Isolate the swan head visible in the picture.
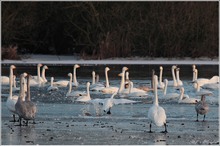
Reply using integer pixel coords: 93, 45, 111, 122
118, 73, 123, 77
92, 71, 95, 76
159, 66, 163, 70
105, 67, 110, 72
172, 65, 177, 70
43, 65, 48, 69
86, 82, 90, 86
10, 65, 16, 69
74, 64, 80, 69
38, 63, 43, 67
122, 67, 128, 72
51, 77, 54, 81
68, 73, 72, 77
23, 72, 28, 77
192, 64, 196, 70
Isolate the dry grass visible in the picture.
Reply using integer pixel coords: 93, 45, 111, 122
1, 45, 21, 60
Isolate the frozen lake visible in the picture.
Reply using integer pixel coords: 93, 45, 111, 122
1, 63, 219, 145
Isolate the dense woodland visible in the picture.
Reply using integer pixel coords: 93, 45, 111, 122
1, 1, 219, 59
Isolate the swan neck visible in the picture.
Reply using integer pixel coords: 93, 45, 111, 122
37, 65, 41, 83
172, 68, 177, 86
154, 80, 159, 106
179, 89, 184, 101
26, 76, 31, 101
9, 72, 13, 98
87, 84, 90, 98
19, 75, 25, 101
129, 82, 132, 94
68, 75, 72, 93
105, 70, 109, 87
92, 73, 95, 85
51, 78, 53, 87
159, 69, 162, 83
13, 76, 17, 88
119, 71, 125, 93
176, 71, 180, 82
73, 67, 78, 85
163, 81, 167, 95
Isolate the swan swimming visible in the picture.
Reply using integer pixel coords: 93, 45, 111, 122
101, 67, 119, 94
30, 63, 43, 86
177, 87, 199, 104
90, 71, 105, 91
47, 77, 58, 91
75, 82, 91, 102
148, 75, 167, 133
72, 64, 80, 87
66, 73, 86, 97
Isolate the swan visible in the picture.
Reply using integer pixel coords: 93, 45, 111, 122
148, 75, 167, 133
168, 65, 177, 87
178, 87, 199, 104
90, 71, 105, 91
176, 68, 183, 86
118, 67, 129, 94
88, 92, 140, 115
1, 65, 16, 85
72, 64, 80, 87
15, 74, 37, 126
30, 63, 43, 86
194, 82, 213, 96
47, 77, 58, 91
195, 95, 209, 121
127, 81, 148, 98
157, 66, 165, 89
75, 82, 91, 102
66, 73, 86, 97
125, 71, 130, 88
53, 74, 69, 87
6, 67, 19, 122
162, 79, 180, 100
101, 67, 119, 94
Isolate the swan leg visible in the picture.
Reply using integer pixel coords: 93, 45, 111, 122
149, 123, 153, 133
196, 113, 199, 122
9, 114, 16, 122
161, 123, 168, 133
26, 120, 29, 126
107, 109, 111, 115
15, 117, 22, 126
203, 115, 206, 122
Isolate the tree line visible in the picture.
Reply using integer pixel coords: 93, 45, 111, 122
2, 1, 218, 59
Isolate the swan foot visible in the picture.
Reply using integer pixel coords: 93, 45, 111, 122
107, 110, 111, 115
161, 130, 168, 133
148, 130, 154, 133
195, 120, 199, 122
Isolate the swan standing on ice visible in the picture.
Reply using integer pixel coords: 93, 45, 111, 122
195, 95, 209, 121
15, 73, 37, 126
72, 64, 80, 87
66, 73, 86, 97
168, 65, 177, 87
101, 67, 119, 94
47, 77, 58, 91
157, 66, 165, 89
6, 66, 19, 122
75, 82, 91, 102
1, 65, 16, 85
148, 75, 167, 133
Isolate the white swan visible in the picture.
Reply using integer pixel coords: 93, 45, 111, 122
127, 81, 148, 98
15, 74, 37, 126
176, 68, 183, 86
90, 71, 105, 91
66, 73, 86, 97
30, 63, 43, 86
72, 64, 80, 87
101, 67, 119, 94
1, 65, 16, 85
157, 66, 165, 89
195, 95, 209, 121
75, 82, 91, 102
53, 74, 69, 87
89, 92, 140, 115
124, 71, 130, 88
178, 87, 199, 104
118, 67, 129, 93
192, 64, 196, 81
168, 65, 177, 87
47, 77, 58, 91
162, 79, 180, 100
148, 75, 167, 133
6, 66, 19, 122
194, 82, 213, 96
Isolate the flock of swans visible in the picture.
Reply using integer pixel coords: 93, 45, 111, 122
1, 63, 219, 132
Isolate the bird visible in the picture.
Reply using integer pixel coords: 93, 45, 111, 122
148, 75, 167, 133
72, 64, 80, 87
177, 87, 199, 104
168, 65, 177, 87
157, 66, 165, 89
30, 63, 43, 86
15, 73, 37, 126
1, 65, 16, 85
75, 82, 91, 102
90, 71, 105, 91
47, 77, 58, 91
176, 68, 183, 86
195, 95, 209, 122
